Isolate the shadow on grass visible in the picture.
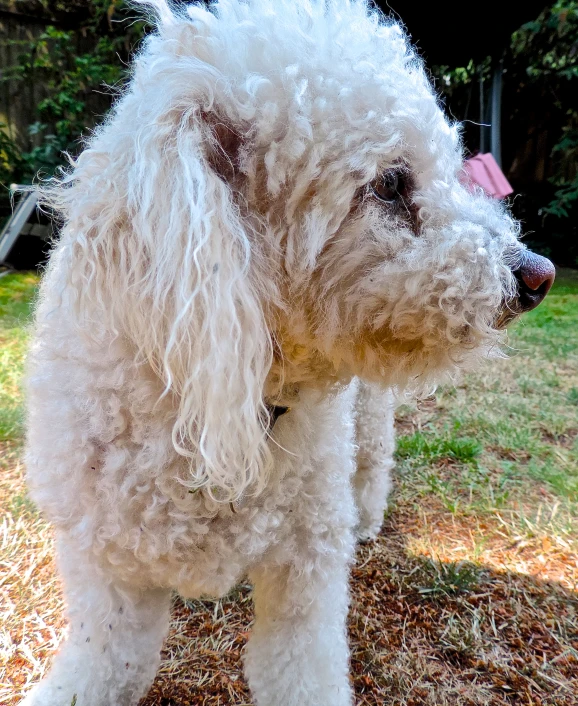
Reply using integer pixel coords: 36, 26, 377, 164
139, 507, 578, 706
348, 513, 578, 706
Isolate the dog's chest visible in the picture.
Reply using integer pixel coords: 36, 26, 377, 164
88, 434, 304, 596
84, 388, 355, 597
28, 321, 358, 598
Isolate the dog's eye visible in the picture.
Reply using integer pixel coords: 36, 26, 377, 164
370, 171, 402, 203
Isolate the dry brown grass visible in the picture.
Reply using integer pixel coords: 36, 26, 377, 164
2, 438, 577, 705
0, 442, 64, 704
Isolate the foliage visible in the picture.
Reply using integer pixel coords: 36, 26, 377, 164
0, 1, 146, 185
546, 124, 578, 218
0, 123, 25, 187
512, 1, 578, 219
431, 1, 578, 264
0, 1, 576, 265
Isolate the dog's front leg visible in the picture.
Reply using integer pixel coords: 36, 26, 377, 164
243, 385, 358, 706
245, 551, 353, 706
23, 533, 171, 706
354, 381, 396, 541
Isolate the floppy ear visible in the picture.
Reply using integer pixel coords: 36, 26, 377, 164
44, 9, 273, 502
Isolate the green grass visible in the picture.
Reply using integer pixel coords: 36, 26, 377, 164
417, 559, 482, 597
396, 432, 482, 463
0, 272, 39, 441
395, 267, 578, 546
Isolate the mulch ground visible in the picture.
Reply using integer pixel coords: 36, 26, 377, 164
141, 511, 578, 706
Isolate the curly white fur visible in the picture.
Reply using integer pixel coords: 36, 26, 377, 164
23, 1, 527, 704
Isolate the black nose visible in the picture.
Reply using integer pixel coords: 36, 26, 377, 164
513, 251, 555, 312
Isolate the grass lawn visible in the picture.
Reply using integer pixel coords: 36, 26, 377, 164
1, 270, 577, 705
0, 273, 39, 442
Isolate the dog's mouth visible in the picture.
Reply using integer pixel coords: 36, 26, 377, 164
494, 306, 521, 330
495, 251, 555, 330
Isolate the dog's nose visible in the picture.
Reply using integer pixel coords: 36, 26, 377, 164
513, 251, 555, 312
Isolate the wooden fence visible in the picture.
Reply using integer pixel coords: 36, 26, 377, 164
0, 9, 49, 150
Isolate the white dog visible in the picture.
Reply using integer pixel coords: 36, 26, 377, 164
23, 1, 554, 704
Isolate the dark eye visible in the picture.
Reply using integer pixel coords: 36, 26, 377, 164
370, 170, 402, 203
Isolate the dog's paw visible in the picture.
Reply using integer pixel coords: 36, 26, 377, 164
354, 523, 382, 543
20, 683, 73, 706
21, 679, 103, 706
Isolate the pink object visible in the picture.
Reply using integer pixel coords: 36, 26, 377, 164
460, 152, 513, 199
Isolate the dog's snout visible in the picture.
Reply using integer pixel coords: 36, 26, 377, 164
512, 251, 555, 312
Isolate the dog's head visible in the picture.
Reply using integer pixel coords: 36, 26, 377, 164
50, 0, 553, 499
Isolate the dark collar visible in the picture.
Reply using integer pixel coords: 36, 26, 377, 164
266, 404, 290, 430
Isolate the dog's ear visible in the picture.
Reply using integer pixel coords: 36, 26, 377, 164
45, 10, 273, 502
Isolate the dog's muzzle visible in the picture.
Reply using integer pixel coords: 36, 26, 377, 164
496, 251, 555, 328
